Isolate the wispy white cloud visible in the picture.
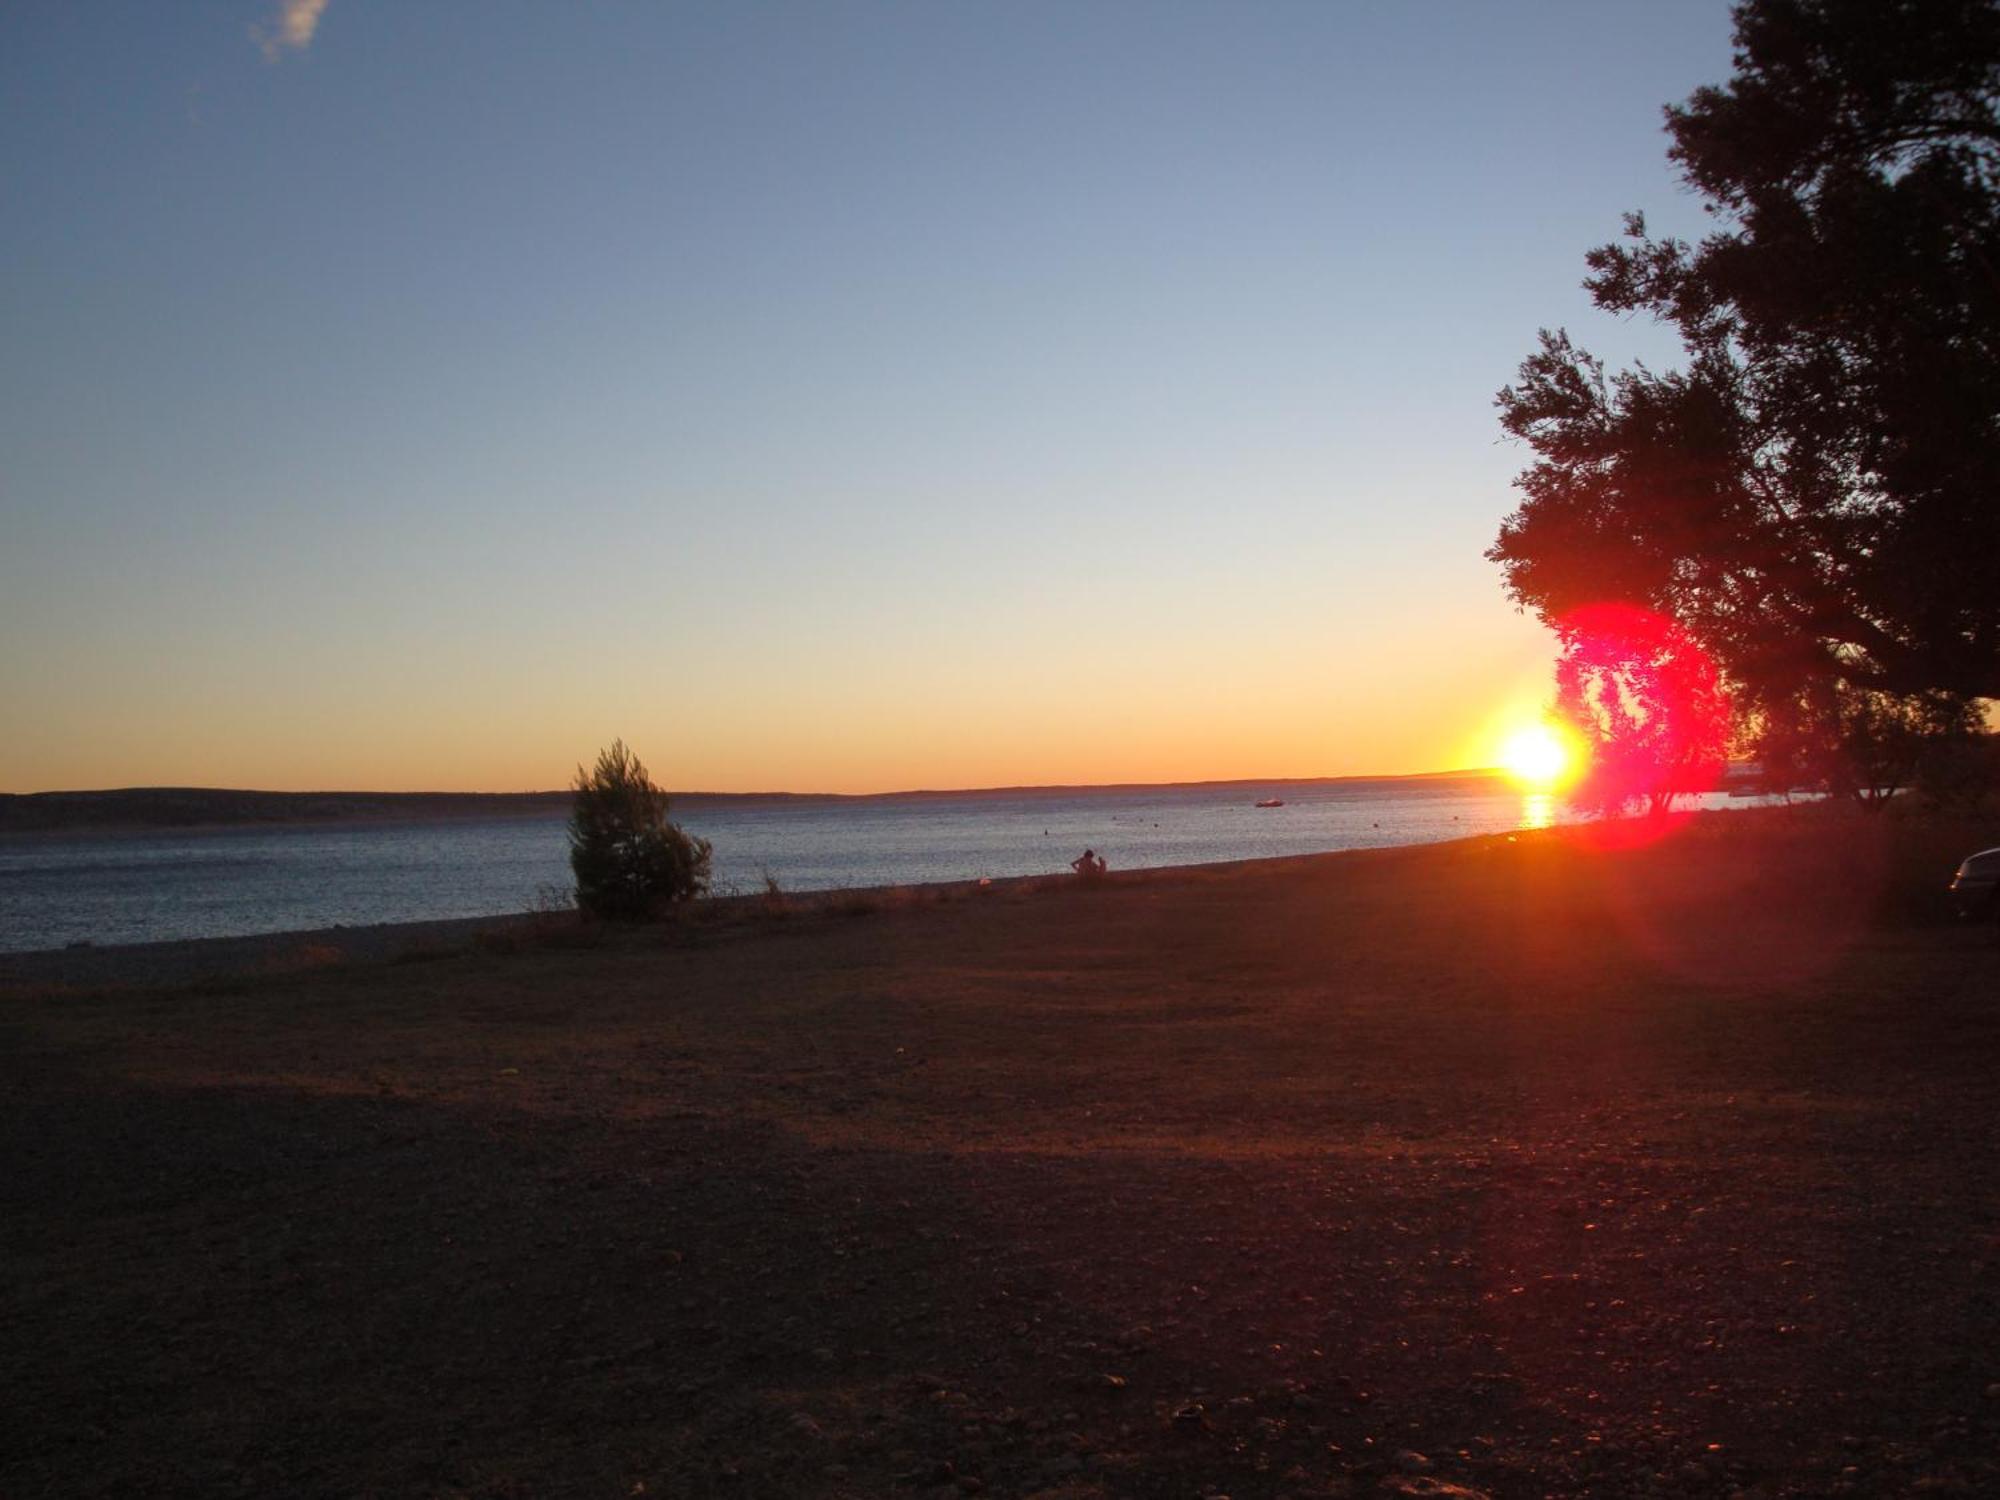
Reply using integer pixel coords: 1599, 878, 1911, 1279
252, 0, 332, 62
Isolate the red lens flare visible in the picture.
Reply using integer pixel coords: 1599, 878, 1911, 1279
1553, 603, 1730, 850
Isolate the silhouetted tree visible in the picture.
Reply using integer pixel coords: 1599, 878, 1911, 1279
1491, 0, 2000, 789
569, 740, 711, 920
1753, 678, 1982, 805
1554, 604, 1734, 816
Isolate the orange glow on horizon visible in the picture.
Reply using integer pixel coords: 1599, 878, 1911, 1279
1, 618, 1567, 795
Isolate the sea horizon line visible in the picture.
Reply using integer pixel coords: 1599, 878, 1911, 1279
3, 767, 1517, 806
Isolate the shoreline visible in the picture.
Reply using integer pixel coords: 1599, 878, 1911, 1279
0, 838, 1473, 990
0, 799, 1875, 987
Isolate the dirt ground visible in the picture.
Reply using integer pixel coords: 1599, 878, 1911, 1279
3, 806, 1997, 1499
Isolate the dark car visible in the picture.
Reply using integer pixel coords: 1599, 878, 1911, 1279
1949, 847, 2000, 919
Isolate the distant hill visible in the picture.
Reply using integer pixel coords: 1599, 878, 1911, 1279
0, 771, 1516, 835
0, 788, 573, 835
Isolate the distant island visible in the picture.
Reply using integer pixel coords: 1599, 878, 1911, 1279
0, 771, 1515, 836
0, 788, 576, 835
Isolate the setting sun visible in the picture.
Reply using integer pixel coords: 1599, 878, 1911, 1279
1498, 723, 1577, 789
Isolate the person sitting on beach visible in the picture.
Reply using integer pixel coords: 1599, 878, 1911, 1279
1071, 849, 1107, 879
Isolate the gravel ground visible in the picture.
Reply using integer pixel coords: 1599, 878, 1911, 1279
0, 914, 515, 992
2, 808, 1996, 1499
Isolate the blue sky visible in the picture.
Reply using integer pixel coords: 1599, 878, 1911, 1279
0, 1, 1739, 792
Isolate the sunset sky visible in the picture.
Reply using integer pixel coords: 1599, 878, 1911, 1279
1, 1, 1736, 794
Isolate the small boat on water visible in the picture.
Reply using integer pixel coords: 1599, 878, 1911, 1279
1254, 797, 1285, 808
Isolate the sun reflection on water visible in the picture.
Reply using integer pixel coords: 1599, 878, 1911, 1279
1518, 792, 1556, 830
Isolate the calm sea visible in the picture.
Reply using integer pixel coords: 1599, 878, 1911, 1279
0, 779, 1753, 954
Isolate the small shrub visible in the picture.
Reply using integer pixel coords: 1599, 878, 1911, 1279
568, 740, 712, 921
757, 871, 793, 920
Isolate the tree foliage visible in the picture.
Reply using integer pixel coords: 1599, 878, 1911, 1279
1754, 680, 1981, 804
569, 740, 711, 920
1491, 0, 2000, 788
1554, 604, 1734, 815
